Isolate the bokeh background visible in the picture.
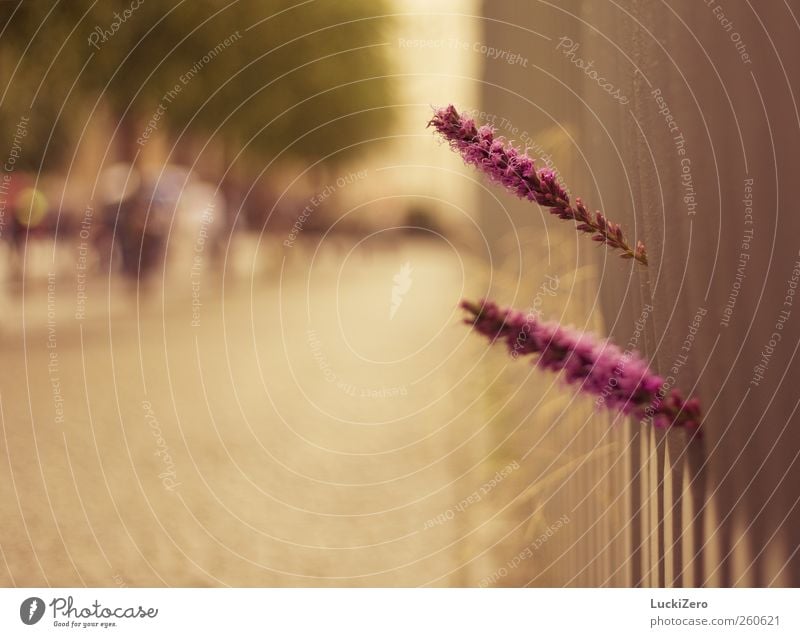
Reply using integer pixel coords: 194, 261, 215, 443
0, 0, 799, 587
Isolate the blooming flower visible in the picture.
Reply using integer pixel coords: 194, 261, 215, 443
429, 104, 648, 265
462, 299, 702, 432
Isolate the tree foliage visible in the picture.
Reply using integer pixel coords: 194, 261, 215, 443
0, 1, 394, 170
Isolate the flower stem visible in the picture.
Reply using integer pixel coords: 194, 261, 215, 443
430, 105, 648, 266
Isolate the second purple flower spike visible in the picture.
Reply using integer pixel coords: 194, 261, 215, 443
429, 104, 648, 266
462, 299, 702, 433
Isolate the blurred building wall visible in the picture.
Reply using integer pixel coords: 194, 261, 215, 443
337, 1, 483, 237
479, 0, 800, 586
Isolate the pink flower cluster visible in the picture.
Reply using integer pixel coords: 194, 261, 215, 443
429, 104, 648, 266
462, 300, 702, 432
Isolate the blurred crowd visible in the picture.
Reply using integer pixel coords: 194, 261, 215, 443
0, 162, 374, 286
0, 165, 223, 282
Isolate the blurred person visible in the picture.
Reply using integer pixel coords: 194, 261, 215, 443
173, 175, 227, 274
6, 176, 52, 278
97, 161, 173, 280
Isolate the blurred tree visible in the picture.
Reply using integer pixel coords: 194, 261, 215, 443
0, 1, 394, 175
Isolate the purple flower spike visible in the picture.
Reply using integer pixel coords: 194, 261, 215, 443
429, 105, 648, 266
462, 299, 702, 433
